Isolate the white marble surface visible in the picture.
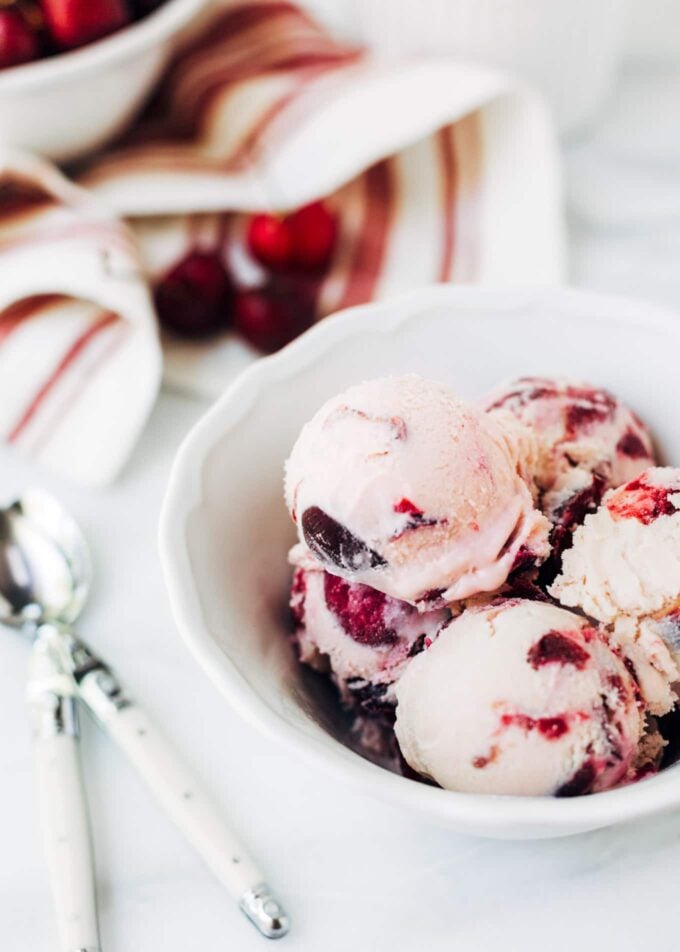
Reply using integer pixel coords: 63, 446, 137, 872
4, 63, 680, 952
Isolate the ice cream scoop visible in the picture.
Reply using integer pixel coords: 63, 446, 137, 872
483, 377, 656, 558
551, 467, 680, 708
553, 467, 680, 622
289, 548, 448, 712
285, 375, 550, 609
394, 599, 647, 796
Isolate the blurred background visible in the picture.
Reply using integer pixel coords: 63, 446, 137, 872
303, 0, 680, 310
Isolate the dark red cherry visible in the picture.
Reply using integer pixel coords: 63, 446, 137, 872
155, 251, 233, 339
323, 573, 396, 646
527, 631, 590, 670
301, 507, 387, 573
616, 430, 650, 459
0, 9, 39, 68
233, 278, 314, 353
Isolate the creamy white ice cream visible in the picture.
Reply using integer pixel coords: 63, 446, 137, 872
553, 468, 680, 622
483, 376, 656, 525
395, 599, 646, 796
285, 375, 549, 608
552, 467, 680, 705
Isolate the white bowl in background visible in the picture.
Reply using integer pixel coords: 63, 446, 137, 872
0, 0, 207, 162
353, 0, 632, 136
160, 285, 680, 840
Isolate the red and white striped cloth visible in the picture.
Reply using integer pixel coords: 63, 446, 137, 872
0, 0, 564, 484
0, 152, 161, 485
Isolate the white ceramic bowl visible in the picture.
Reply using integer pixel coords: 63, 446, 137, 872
0, 0, 206, 162
353, 0, 632, 136
160, 285, 680, 840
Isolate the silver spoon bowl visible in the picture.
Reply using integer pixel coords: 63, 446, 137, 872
0, 489, 90, 631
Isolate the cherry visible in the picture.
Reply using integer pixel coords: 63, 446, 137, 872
537, 717, 569, 740
616, 429, 650, 459
300, 507, 387, 573
527, 631, 590, 670
246, 214, 293, 271
233, 277, 314, 353
0, 8, 39, 68
564, 397, 614, 435
39, 0, 130, 50
286, 201, 338, 271
246, 201, 338, 273
323, 572, 396, 647
154, 251, 233, 339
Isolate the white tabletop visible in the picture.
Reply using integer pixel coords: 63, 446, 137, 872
3, 63, 680, 952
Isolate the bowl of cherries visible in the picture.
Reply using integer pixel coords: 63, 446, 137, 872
0, 0, 206, 161
155, 199, 340, 355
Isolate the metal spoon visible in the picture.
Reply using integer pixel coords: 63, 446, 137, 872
0, 490, 290, 943
0, 489, 100, 952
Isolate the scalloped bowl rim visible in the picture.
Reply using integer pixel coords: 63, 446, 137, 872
159, 284, 680, 837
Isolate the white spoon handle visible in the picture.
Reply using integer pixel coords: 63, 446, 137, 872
29, 685, 101, 952
77, 664, 289, 939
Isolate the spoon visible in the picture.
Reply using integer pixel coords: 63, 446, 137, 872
0, 489, 290, 943
0, 491, 101, 952
27, 626, 101, 952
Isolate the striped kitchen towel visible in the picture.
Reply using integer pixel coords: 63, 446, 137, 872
0, 0, 564, 482
0, 152, 161, 485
